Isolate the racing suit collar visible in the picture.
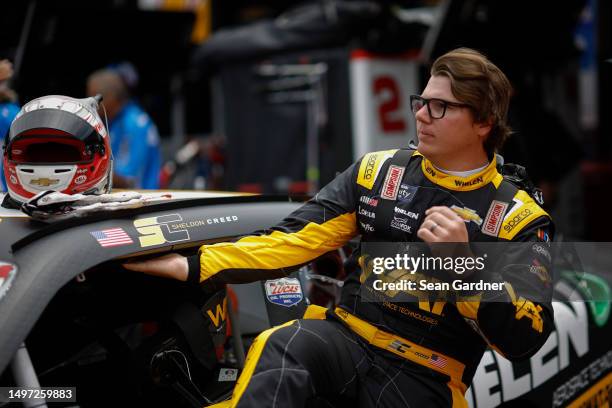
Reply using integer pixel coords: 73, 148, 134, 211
415, 151, 503, 191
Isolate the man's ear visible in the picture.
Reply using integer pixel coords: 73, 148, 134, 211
475, 121, 493, 141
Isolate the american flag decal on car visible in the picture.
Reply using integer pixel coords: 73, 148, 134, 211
90, 228, 133, 248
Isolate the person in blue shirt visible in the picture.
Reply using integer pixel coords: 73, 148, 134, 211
0, 59, 19, 192
86, 68, 161, 189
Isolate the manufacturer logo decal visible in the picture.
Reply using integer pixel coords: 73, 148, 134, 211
451, 205, 483, 226
482, 200, 508, 237
30, 178, 60, 187
265, 277, 303, 307
74, 175, 87, 185
381, 165, 405, 200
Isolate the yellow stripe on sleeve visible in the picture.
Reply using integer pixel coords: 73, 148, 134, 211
199, 212, 357, 282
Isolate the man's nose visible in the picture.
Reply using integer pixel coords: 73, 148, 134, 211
414, 104, 431, 123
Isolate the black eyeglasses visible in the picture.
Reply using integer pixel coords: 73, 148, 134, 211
410, 95, 471, 119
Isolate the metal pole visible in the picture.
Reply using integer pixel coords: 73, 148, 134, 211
11, 343, 48, 408
12, 0, 37, 81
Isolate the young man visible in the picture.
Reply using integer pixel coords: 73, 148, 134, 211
125, 48, 553, 407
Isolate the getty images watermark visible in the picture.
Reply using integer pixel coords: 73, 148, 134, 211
368, 252, 508, 292
359, 242, 566, 303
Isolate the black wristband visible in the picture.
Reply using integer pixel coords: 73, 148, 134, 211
187, 253, 201, 286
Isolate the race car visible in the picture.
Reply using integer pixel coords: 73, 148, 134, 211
0, 192, 610, 407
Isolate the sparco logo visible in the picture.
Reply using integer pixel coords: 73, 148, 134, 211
364, 155, 377, 180
359, 195, 379, 207
454, 176, 483, 187
394, 207, 419, 220
482, 200, 508, 237
381, 165, 404, 200
503, 209, 532, 232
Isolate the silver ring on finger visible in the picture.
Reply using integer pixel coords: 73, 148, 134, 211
429, 221, 438, 233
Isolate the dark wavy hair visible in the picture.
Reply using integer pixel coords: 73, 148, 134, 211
431, 48, 513, 157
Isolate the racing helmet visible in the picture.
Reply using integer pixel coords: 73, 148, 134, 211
2, 94, 112, 203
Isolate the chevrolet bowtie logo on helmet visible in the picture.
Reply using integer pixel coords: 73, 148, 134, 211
30, 178, 60, 187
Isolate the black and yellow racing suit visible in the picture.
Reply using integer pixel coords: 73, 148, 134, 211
189, 149, 554, 408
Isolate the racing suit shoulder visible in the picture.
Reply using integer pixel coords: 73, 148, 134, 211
356, 149, 399, 190
498, 188, 550, 241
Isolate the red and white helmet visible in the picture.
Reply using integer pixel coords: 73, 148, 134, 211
2, 94, 112, 204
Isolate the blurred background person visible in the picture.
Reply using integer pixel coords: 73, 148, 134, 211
86, 68, 161, 189
0, 59, 19, 192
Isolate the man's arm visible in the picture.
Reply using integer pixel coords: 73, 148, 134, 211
417, 198, 554, 360
125, 160, 361, 284
457, 216, 555, 360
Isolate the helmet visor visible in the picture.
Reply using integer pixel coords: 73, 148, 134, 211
8, 130, 103, 165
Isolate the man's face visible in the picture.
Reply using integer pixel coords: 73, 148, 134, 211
414, 75, 487, 164
86, 80, 119, 120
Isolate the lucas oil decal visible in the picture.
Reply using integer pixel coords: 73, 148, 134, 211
265, 277, 303, 307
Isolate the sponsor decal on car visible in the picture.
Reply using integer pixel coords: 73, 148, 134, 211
265, 277, 303, 307
74, 175, 87, 185
134, 214, 190, 247
469, 298, 590, 407
0, 261, 17, 303
218, 368, 239, 382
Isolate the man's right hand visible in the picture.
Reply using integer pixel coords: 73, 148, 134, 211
123, 253, 189, 282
